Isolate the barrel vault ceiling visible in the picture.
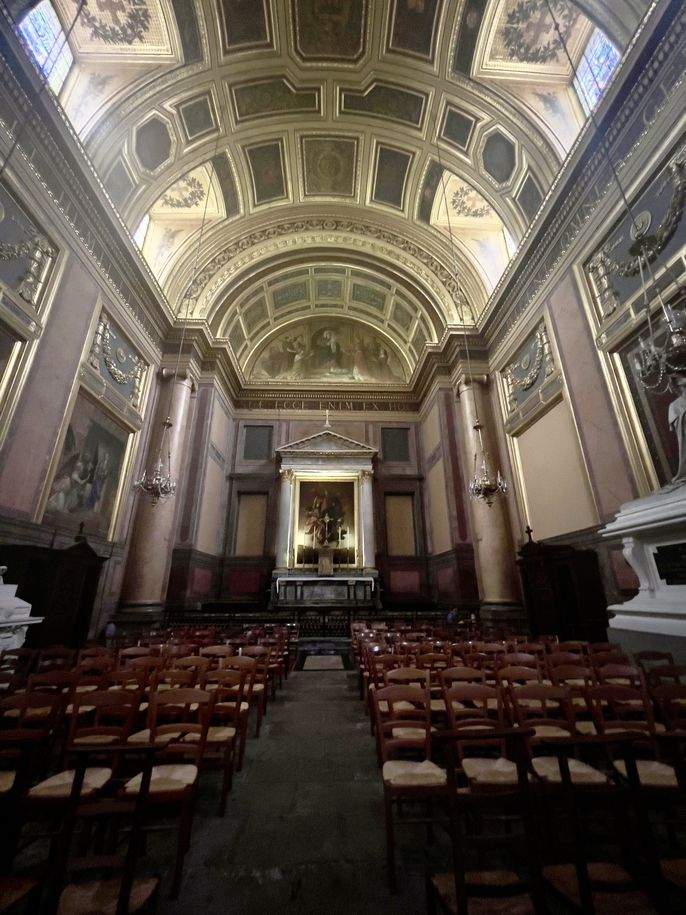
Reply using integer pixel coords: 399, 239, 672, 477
21, 0, 649, 387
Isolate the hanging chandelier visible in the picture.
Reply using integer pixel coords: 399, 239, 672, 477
134, 416, 176, 504
133, 108, 223, 504
469, 420, 508, 506
630, 237, 686, 393
434, 125, 508, 504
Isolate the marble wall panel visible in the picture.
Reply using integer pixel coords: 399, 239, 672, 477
0, 259, 100, 516
548, 272, 638, 518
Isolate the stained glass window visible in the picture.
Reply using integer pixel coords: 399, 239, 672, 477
18, 0, 73, 95
574, 29, 620, 116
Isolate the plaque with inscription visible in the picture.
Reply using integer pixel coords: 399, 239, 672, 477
655, 543, 686, 586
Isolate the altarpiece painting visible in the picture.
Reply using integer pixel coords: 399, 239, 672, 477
296, 479, 356, 567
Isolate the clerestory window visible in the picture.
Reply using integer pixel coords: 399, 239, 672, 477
574, 28, 620, 116
18, 0, 73, 95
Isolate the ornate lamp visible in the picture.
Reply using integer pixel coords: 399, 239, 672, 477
134, 416, 176, 504
468, 420, 508, 506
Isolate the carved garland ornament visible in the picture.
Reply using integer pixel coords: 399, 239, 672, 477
587, 152, 686, 316
88, 315, 145, 409
503, 323, 555, 412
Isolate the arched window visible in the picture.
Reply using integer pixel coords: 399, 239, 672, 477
18, 0, 73, 95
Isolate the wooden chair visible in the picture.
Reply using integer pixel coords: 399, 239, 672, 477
44, 743, 159, 915
124, 687, 212, 898
538, 733, 661, 914
200, 667, 247, 814
240, 646, 271, 731
426, 726, 544, 915
371, 684, 446, 891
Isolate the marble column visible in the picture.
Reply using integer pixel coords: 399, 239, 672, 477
359, 469, 376, 571
457, 377, 521, 618
120, 369, 194, 608
274, 469, 294, 571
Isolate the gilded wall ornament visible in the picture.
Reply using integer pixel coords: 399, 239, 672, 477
503, 322, 555, 414
88, 315, 145, 410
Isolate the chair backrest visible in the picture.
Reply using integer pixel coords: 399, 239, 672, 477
385, 667, 430, 688
499, 652, 538, 668
217, 655, 257, 692
547, 651, 584, 669
635, 649, 675, 669
371, 684, 432, 763
496, 665, 542, 687
438, 666, 486, 688
585, 684, 655, 733
27, 670, 75, 693
549, 664, 596, 691
147, 687, 213, 762
596, 663, 645, 688
46, 743, 158, 915
443, 683, 506, 728
646, 664, 686, 687
508, 683, 574, 730
65, 688, 141, 750
649, 684, 686, 730
0, 689, 64, 733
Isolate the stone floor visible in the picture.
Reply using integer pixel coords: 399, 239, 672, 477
156, 659, 447, 914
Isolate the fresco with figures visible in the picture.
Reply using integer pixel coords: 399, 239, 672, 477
43, 391, 129, 537
249, 320, 407, 384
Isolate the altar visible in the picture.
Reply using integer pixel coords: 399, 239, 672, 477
269, 424, 379, 609
272, 574, 376, 608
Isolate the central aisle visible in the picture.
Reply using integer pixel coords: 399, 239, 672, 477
163, 665, 436, 913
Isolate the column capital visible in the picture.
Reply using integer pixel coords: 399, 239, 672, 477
280, 468, 295, 483
359, 469, 374, 481
455, 373, 488, 398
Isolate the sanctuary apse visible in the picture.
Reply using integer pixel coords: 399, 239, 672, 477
0, 0, 685, 654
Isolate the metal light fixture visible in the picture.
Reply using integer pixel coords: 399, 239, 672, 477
468, 420, 508, 506
543, 0, 686, 394
134, 118, 223, 504
134, 416, 176, 504
434, 121, 508, 506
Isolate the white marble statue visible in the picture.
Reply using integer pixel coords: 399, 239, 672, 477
668, 378, 686, 483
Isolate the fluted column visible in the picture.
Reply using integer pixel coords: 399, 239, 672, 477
120, 370, 194, 606
359, 469, 376, 571
457, 377, 520, 608
274, 469, 295, 571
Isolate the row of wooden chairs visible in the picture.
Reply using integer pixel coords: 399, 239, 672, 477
0, 630, 295, 908
369, 680, 686, 909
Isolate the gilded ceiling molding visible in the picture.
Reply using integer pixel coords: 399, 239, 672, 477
484, 3, 686, 353
180, 218, 475, 325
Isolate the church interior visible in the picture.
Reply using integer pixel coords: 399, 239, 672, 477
2, 0, 686, 912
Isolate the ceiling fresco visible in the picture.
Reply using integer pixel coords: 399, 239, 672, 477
12, 0, 649, 387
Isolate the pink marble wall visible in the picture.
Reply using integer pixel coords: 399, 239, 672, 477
547, 272, 638, 520
0, 258, 100, 517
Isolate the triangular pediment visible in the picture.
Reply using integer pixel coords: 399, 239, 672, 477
278, 429, 377, 457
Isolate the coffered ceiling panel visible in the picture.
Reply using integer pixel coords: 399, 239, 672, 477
19, 0, 642, 386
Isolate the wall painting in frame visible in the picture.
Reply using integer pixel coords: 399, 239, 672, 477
295, 479, 356, 567
42, 389, 131, 538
